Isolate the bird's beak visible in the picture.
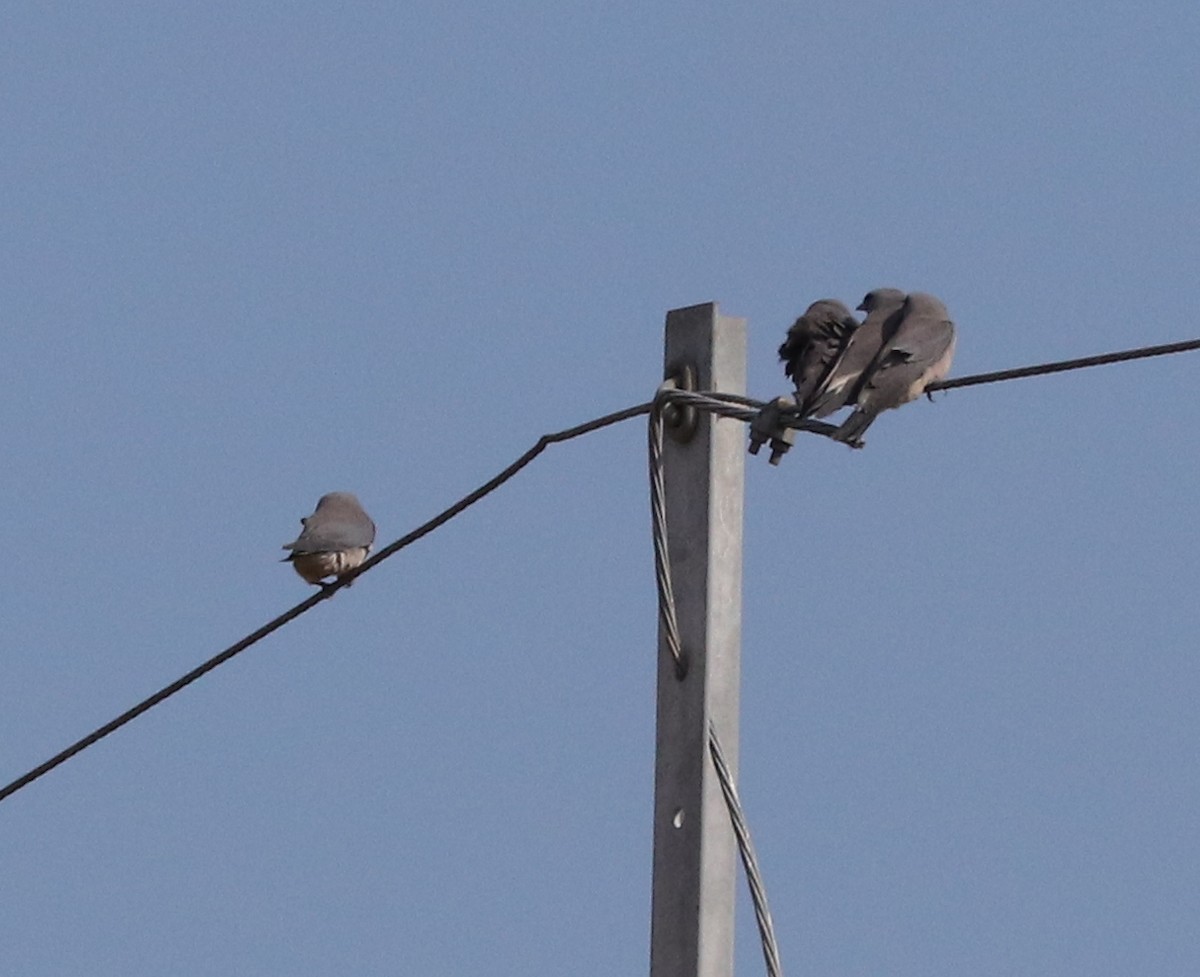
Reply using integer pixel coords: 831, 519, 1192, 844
855, 301, 868, 312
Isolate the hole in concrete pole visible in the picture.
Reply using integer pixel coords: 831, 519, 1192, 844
672, 808, 685, 829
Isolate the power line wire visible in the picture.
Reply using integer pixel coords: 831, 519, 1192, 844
3, 333, 1198, 806
0, 401, 652, 805
928, 337, 1200, 392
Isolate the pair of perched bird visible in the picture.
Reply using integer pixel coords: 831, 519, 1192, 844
778, 289, 956, 446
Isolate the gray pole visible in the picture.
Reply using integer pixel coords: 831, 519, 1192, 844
650, 303, 747, 977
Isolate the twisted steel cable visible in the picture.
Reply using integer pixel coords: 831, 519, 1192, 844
710, 720, 784, 977
648, 383, 687, 677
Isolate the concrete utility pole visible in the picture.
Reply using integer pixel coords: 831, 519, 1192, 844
650, 303, 747, 977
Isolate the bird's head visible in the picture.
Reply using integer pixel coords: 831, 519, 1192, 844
856, 287, 906, 313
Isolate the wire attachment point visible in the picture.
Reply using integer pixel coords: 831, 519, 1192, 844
748, 397, 798, 465
662, 362, 698, 443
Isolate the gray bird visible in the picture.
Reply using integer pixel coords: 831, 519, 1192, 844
777, 299, 860, 416
833, 291, 956, 447
802, 287, 908, 418
282, 492, 376, 585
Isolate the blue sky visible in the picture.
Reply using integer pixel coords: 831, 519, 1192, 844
2, 2, 1198, 974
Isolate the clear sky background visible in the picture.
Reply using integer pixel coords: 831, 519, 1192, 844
2, 2, 1198, 975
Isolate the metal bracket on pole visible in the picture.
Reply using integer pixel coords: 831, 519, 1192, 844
663, 362, 699, 444
650, 303, 746, 977
747, 397, 797, 465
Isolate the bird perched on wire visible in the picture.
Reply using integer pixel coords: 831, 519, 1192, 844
796, 288, 908, 419
778, 299, 860, 417
282, 492, 376, 585
833, 291, 956, 447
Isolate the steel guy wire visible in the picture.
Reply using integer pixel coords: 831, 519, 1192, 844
710, 719, 784, 977
649, 382, 687, 678
648, 386, 837, 677
648, 386, 785, 976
